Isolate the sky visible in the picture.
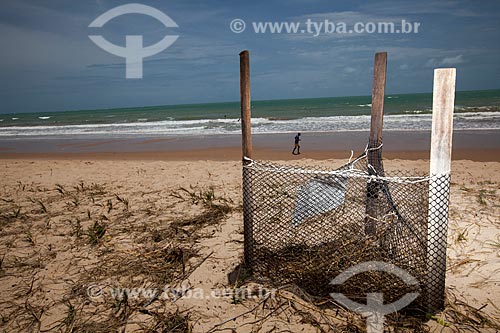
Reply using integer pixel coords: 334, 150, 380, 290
0, 0, 499, 114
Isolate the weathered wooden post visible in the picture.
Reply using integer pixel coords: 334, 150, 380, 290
365, 52, 387, 236
240, 50, 252, 161
240, 50, 254, 267
426, 68, 456, 312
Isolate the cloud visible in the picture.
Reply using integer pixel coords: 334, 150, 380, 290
440, 54, 464, 65
0, 22, 103, 69
359, 0, 486, 17
453, 9, 484, 17
425, 54, 464, 67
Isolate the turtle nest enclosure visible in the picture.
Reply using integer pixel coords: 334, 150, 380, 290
242, 154, 450, 311
238, 51, 454, 314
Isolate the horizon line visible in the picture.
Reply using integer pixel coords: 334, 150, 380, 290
1, 87, 500, 116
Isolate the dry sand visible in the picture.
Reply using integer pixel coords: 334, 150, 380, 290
0, 157, 499, 332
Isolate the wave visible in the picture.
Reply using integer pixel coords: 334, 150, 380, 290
403, 110, 430, 114
455, 105, 500, 112
266, 116, 300, 121
0, 112, 499, 138
38, 116, 51, 120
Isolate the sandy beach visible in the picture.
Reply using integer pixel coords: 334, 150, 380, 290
0, 151, 499, 332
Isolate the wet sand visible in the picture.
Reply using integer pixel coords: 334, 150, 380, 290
1, 130, 500, 161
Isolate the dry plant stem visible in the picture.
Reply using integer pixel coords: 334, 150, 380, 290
206, 291, 275, 333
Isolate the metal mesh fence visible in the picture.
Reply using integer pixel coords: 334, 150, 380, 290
242, 154, 450, 313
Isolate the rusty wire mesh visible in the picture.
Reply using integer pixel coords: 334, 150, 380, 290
242, 153, 450, 313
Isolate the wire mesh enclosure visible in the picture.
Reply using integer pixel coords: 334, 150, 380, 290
242, 154, 450, 312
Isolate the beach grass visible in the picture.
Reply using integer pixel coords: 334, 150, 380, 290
0, 159, 499, 332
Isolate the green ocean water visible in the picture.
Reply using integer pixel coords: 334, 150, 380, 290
0, 89, 499, 137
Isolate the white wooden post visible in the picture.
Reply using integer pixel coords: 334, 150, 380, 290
426, 68, 456, 312
430, 68, 456, 176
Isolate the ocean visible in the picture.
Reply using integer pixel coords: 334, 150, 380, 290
1, 90, 499, 139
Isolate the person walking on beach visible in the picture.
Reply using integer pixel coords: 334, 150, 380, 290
292, 133, 301, 155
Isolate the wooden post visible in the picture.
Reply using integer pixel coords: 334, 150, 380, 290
429, 68, 455, 176
365, 52, 387, 236
426, 68, 456, 312
240, 50, 254, 267
369, 52, 387, 153
240, 50, 252, 161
